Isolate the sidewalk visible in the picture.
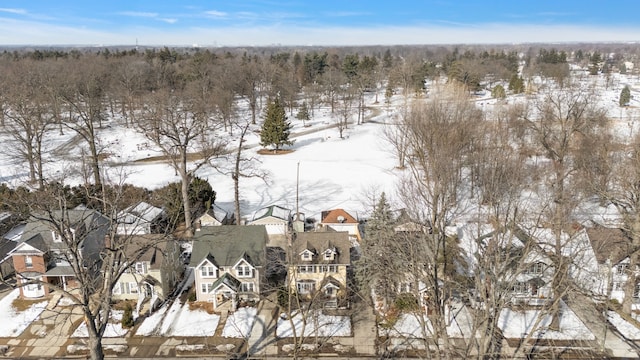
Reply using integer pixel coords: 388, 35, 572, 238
246, 293, 279, 357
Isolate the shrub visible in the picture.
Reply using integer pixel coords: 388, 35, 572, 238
188, 290, 197, 302
121, 303, 134, 328
394, 293, 419, 312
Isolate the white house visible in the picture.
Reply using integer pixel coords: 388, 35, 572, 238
248, 205, 291, 235
196, 203, 233, 227
320, 209, 361, 242
116, 202, 165, 235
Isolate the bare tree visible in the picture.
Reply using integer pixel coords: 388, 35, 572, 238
8, 181, 171, 360
2, 60, 54, 188
139, 88, 225, 237
395, 83, 483, 359
523, 84, 607, 329
335, 87, 356, 139
216, 118, 268, 225
59, 57, 110, 187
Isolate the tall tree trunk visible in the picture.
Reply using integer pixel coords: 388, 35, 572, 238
180, 153, 193, 237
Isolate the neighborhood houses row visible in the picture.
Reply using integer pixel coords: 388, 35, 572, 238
0, 201, 637, 325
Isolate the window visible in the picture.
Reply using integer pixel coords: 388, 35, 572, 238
325, 286, 337, 296
52, 231, 62, 243
613, 282, 624, 291
129, 282, 138, 294
25, 255, 33, 268
201, 283, 214, 293
328, 265, 337, 273
301, 251, 312, 261
236, 265, 252, 278
323, 250, 335, 261
297, 281, 315, 294
240, 282, 255, 292
298, 265, 314, 273
200, 266, 217, 277
617, 264, 629, 275
526, 263, 544, 274
513, 281, 528, 294
135, 262, 147, 274
113, 283, 121, 295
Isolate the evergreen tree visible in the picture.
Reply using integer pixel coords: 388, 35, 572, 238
356, 193, 401, 310
296, 102, 311, 127
508, 75, 524, 94
491, 84, 506, 99
260, 98, 294, 152
620, 85, 631, 107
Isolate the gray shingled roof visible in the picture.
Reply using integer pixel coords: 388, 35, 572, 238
292, 231, 351, 265
189, 225, 267, 268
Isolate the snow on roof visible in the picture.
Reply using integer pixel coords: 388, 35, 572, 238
122, 202, 164, 222
252, 205, 290, 221
3, 223, 25, 242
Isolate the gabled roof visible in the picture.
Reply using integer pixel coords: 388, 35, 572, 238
292, 232, 351, 265
585, 225, 630, 265
210, 273, 241, 292
251, 205, 291, 222
321, 209, 358, 224
119, 202, 164, 223
19, 209, 110, 253
189, 225, 267, 268
321, 275, 343, 289
124, 234, 176, 270
205, 204, 231, 222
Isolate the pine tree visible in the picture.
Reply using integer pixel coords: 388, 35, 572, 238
491, 84, 506, 99
620, 85, 631, 107
356, 193, 400, 310
508, 75, 524, 94
296, 102, 311, 127
260, 98, 294, 152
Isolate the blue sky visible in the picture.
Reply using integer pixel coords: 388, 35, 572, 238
1, 1, 639, 46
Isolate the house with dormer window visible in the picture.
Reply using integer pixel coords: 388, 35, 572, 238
288, 231, 351, 308
111, 234, 183, 310
319, 209, 361, 243
10, 207, 110, 299
189, 225, 268, 309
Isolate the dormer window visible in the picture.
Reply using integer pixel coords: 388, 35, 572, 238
301, 250, 313, 261
52, 231, 62, 243
323, 249, 336, 261
200, 265, 217, 277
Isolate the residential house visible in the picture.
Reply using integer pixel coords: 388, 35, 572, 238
289, 231, 351, 308
585, 224, 634, 304
320, 209, 361, 243
10, 208, 109, 299
190, 226, 268, 309
112, 235, 183, 309
248, 205, 291, 235
195, 203, 234, 227
457, 223, 554, 307
116, 201, 165, 235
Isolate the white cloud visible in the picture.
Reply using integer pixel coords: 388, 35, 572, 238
0, 18, 639, 46
119, 11, 159, 18
204, 10, 227, 18
0, 8, 27, 15
159, 18, 177, 24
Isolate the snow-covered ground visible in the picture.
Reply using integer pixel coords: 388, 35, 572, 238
222, 306, 257, 338
276, 310, 351, 338
71, 310, 129, 338
383, 305, 474, 338
498, 301, 594, 340
608, 311, 640, 340
0, 289, 48, 337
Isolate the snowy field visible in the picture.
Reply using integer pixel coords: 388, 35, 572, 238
222, 307, 257, 338
0, 289, 48, 337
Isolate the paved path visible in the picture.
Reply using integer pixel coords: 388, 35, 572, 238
246, 293, 279, 357
567, 292, 638, 358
